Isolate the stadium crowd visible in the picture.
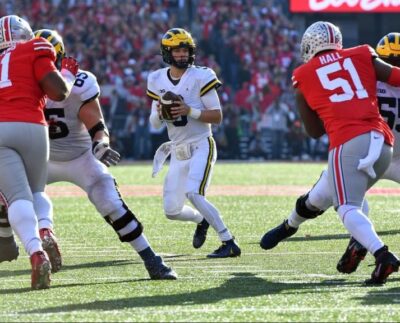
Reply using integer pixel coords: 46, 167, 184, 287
1, 0, 329, 161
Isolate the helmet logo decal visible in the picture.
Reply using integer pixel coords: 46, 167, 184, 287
3, 16, 11, 42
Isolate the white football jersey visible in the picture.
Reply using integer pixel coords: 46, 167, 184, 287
45, 69, 100, 161
147, 65, 222, 144
377, 81, 400, 158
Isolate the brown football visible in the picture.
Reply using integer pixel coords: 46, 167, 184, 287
160, 91, 181, 121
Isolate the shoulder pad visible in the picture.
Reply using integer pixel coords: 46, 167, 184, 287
72, 70, 100, 102
193, 66, 222, 97
29, 38, 56, 61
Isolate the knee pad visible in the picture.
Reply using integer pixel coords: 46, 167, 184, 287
163, 196, 184, 217
296, 193, 325, 219
104, 210, 143, 242
87, 175, 124, 217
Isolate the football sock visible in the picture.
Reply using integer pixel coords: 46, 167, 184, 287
187, 193, 233, 241
138, 245, 157, 262
287, 210, 308, 228
338, 205, 383, 254
8, 199, 42, 255
130, 234, 151, 253
33, 192, 54, 230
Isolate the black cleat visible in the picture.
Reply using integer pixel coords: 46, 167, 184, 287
207, 239, 241, 258
365, 246, 400, 285
144, 256, 177, 280
0, 236, 19, 263
193, 219, 209, 249
337, 237, 367, 274
260, 220, 298, 250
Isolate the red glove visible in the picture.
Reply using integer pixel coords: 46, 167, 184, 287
61, 57, 79, 76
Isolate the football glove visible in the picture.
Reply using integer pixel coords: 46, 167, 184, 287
92, 140, 121, 167
61, 57, 79, 76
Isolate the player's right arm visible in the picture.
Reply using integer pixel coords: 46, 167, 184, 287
32, 38, 78, 101
295, 89, 325, 138
147, 71, 164, 129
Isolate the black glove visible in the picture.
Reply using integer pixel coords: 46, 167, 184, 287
92, 140, 120, 167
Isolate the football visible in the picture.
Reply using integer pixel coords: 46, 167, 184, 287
160, 91, 181, 121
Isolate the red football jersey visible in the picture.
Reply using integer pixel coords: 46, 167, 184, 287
292, 45, 394, 150
0, 38, 57, 125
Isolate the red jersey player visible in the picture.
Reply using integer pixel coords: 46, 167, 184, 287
289, 21, 400, 284
0, 15, 78, 290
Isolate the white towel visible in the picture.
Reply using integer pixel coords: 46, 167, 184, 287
152, 141, 172, 177
357, 131, 384, 179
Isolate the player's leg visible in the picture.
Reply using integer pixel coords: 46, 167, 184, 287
260, 170, 331, 250
68, 151, 176, 279
163, 154, 209, 249
0, 123, 51, 289
163, 156, 203, 222
186, 137, 240, 258
34, 160, 63, 273
330, 135, 399, 284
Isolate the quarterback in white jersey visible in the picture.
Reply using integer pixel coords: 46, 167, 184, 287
148, 28, 241, 258
260, 33, 400, 285
3, 29, 177, 280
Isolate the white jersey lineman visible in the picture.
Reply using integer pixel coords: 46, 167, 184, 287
377, 81, 400, 182
46, 70, 99, 161
41, 69, 124, 225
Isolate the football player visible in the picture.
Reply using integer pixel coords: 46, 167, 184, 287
147, 28, 241, 258
261, 25, 400, 285
2, 29, 177, 280
0, 15, 78, 289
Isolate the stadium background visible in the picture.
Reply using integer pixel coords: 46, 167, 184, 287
3, 0, 399, 161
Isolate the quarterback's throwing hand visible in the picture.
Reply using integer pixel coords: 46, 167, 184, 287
61, 57, 79, 76
92, 140, 121, 167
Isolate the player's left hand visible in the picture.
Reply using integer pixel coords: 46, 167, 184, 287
92, 140, 121, 167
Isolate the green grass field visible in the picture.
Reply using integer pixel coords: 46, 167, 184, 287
1, 162, 400, 322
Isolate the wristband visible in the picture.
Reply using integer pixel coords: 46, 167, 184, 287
189, 107, 201, 119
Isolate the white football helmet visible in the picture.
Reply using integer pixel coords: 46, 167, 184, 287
300, 21, 343, 63
0, 15, 34, 51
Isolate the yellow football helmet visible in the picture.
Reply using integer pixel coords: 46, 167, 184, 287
376, 33, 400, 67
34, 29, 65, 69
160, 28, 196, 68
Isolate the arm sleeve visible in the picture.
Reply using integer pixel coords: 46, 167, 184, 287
149, 100, 163, 129
200, 88, 221, 110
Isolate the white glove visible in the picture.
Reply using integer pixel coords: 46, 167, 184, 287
92, 140, 120, 167
357, 131, 384, 179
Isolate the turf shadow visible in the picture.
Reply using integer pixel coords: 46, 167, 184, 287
23, 272, 361, 313
352, 280, 400, 305
0, 259, 135, 279
250, 229, 400, 245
